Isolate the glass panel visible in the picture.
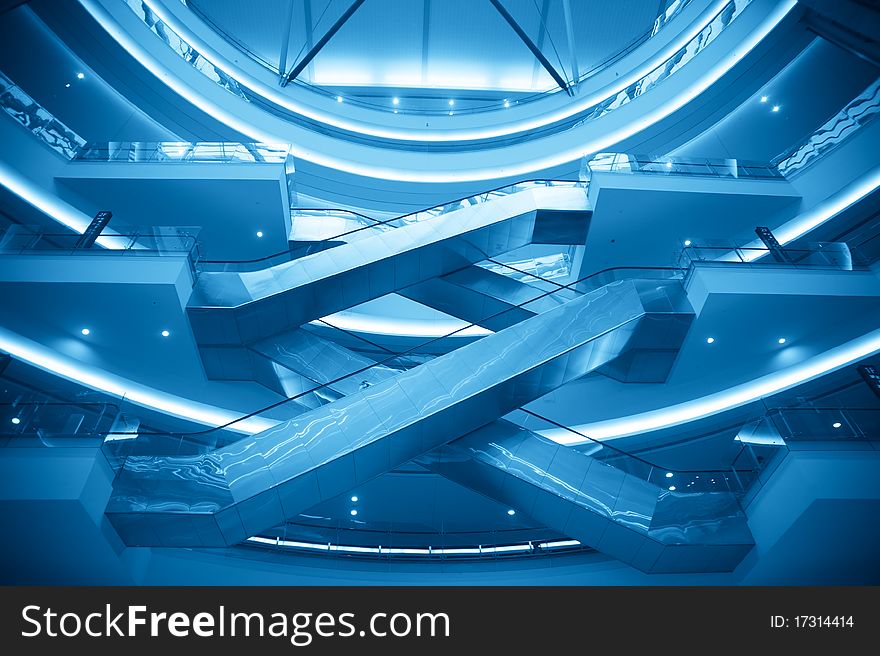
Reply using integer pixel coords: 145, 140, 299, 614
0, 224, 200, 258
122, 0, 748, 122
0, 70, 85, 158
678, 242, 869, 271
774, 78, 880, 177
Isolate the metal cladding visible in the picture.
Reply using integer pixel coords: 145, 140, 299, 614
423, 421, 755, 573
399, 265, 573, 331
250, 327, 400, 398
187, 186, 589, 345
106, 279, 692, 547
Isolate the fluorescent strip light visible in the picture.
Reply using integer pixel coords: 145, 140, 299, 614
83, 0, 796, 182
313, 314, 492, 338
135, 0, 733, 142
738, 165, 880, 261
247, 536, 582, 555
0, 327, 276, 434
0, 160, 121, 249
543, 327, 880, 443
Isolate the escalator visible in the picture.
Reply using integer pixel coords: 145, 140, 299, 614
187, 185, 590, 346
106, 278, 695, 549
423, 420, 754, 573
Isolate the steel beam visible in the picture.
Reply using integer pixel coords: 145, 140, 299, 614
488, 0, 571, 95
561, 0, 579, 90
282, 0, 366, 87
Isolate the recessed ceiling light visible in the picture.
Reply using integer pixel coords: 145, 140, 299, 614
832, 422, 842, 429
161, 330, 170, 337
256, 231, 263, 238
778, 337, 786, 344
76, 72, 85, 79
336, 96, 343, 103
65, 83, 70, 88
11, 417, 21, 425
350, 495, 358, 502
448, 99, 455, 106
80, 328, 90, 336
668, 485, 676, 491
772, 105, 780, 112
507, 509, 516, 516
665, 472, 673, 478
392, 97, 399, 105
706, 337, 715, 344
684, 239, 692, 246
760, 95, 768, 103
350, 509, 358, 516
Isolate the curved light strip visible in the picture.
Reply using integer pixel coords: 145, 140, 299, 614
314, 313, 492, 338
0, 160, 122, 249
738, 164, 880, 261
247, 535, 581, 557
139, 0, 732, 142
2, 317, 879, 446
81, 0, 797, 182
0, 327, 276, 434
542, 328, 880, 444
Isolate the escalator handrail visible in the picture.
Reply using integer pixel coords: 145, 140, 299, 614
197, 179, 584, 267
129, 264, 680, 439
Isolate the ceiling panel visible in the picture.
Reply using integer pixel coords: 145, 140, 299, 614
187, 0, 666, 92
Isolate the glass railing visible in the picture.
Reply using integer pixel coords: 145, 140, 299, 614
584, 152, 784, 179
482, 251, 574, 283
0, 69, 85, 158
774, 77, 880, 177
567, 0, 753, 134
125, 0, 751, 129
127, 0, 251, 101
0, 394, 149, 471
102, 264, 685, 460
384, 180, 586, 228
2, 62, 297, 202
514, 408, 777, 501
74, 141, 292, 164
766, 407, 880, 443
0, 399, 125, 446
197, 179, 588, 273
826, 209, 880, 265
0, 224, 200, 255
201, 151, 791, 275
199, 147, 793, 284
73, 141, 297, 205
0, 224, 202, 277
677, 242, 869, 271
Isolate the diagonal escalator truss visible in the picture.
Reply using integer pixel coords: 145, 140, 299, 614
422, 421, 754, 573
106, 180, 756, 572
107, 278, 696, 554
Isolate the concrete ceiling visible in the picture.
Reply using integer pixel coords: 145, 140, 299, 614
0, 6, 174, 142
581, 172, 802, 275
672, 38, 880, 163
528, 274, 880, 432
188, 0, 665, 93
55, 164, 290, 260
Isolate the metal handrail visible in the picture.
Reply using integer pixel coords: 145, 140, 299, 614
117, 265, 683, 442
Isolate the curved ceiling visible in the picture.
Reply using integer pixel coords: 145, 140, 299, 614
187, 0, 671, 103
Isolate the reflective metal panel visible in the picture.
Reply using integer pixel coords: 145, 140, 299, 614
188, 187, 588, 345
107, 278, 685, 546
426, 421, 754, 573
